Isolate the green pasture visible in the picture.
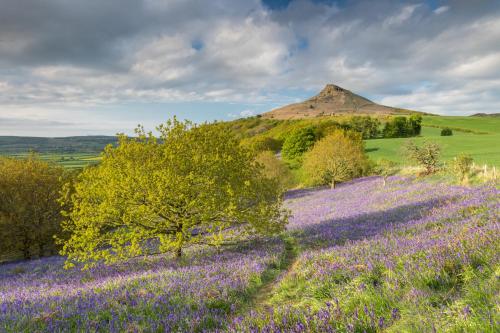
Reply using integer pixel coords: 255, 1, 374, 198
8, 153, 101, 169
365, 116, 500, 166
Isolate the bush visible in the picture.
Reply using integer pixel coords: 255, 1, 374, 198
281, 127, 317, 162
241, 136, 282, 153
452, 154, 473, 183
374, 159, 399, 186
255, 151, 294, 189
0, 155, 67, 260
404, 140, 441, 175
302, 130, 367, 188
441, 128, 453, 136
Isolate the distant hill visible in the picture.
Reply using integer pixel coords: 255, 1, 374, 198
263, 84, 426, 120
471, 113, 500, 117
0, 136, 118, 154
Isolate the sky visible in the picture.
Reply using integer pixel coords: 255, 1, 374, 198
0, 0, 499, 136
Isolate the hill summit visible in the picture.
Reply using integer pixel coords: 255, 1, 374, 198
263, 84, 412, 119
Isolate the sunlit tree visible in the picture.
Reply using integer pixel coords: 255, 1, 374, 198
60, 119, 288, 268
302, 130, 366, 189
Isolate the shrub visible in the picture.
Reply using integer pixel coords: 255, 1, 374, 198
0, 155, 67, 259
255, 151, 294, 190
452, 154, 473, 183
441, 128, 453, 136
302, 130, 367, 189
281, 126, 317, 162
241, 136, 282, 153
404, 140, 441, 175
374, 159, 399, 186
59, 119, 288, 268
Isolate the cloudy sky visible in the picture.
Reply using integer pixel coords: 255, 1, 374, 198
1, 0, 499, 136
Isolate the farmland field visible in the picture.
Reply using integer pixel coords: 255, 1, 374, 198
365, 116, 500, 165
9, 153, 101, 169
1, 176, 498, 332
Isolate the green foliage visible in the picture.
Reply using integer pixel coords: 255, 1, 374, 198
59, 119, 288, 269
281, 127, 317, 162
345, 116, 381, 139
441, 127, 453, 136
241, 136, 282, 153
374, 159, 399, 186
302, 130, 367, 188
0, 155, 67, 260
255, 151, 294, 190
404, 140, 441, 174
383, 115, 422, 138
452, 154, 474, 183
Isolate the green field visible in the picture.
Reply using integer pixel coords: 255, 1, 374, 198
365, 116, 500, 166
9, 153, 101, 169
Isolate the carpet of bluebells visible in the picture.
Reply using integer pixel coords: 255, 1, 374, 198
0, 239, 284, 332
1, 176, 498, 332
231, 176, 500, 332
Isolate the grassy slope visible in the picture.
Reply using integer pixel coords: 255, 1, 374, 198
365, 116, 500, 166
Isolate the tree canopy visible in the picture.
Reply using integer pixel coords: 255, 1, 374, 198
302, 130, 367, 189
60, 119, 288, 268
281, 126, 317, 162
0, 155, 67, 260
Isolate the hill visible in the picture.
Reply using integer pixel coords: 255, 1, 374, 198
263, 84, 425, 119
0, 136, 117, 154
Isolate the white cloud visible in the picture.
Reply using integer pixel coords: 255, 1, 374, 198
434, 6, 449, 15
1, 0, 500, 135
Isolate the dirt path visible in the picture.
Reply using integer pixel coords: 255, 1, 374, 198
233, 236, 299, 318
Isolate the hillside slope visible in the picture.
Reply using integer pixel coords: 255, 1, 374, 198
263, 84, 422, 119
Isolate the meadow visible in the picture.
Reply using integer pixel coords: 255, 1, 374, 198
365, 116, 500, 166
1, 176, 498, 332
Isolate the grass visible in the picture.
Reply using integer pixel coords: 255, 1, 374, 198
365, 116, 500, 166
7, 153, 101, 169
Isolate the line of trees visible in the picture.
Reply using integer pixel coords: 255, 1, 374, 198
382, 115, 422, 138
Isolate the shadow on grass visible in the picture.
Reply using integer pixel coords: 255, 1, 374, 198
292, 195, 461, 251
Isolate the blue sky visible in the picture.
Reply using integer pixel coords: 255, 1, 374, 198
0, 0, 499, 136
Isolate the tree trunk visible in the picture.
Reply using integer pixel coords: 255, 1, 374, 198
383, 176, 387, 187
176, 246, 182, 258
331, 179, 336, 189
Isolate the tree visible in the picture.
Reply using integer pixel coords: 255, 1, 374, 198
441, 128, 453, 136
347, 116, 381, 139
452, 154, 473, 183
374, 159, 399, 187
255, 151, 294, 190
404, 140, 441, 175
0, 155, 66, 260
281, 126, 317, 162
408, 115, 422, 136
241, 136, 282, 153
302, 130, 367, 189
59, 119, 288, 269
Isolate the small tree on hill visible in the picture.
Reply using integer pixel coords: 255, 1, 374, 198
302, 130, 366, 189
0, 155, 66, 259
404, 140, 441, 175
59, 119, 288, 269
281, 127, 317, 162
375, 159, 399, 187
452, 154, 473, 183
